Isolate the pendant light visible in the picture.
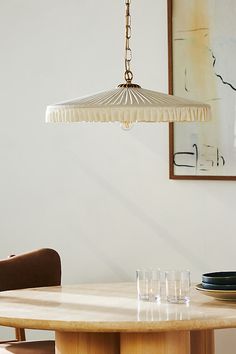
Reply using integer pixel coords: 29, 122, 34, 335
46, 0, 211, 127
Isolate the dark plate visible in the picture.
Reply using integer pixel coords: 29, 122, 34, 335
202, 282, 236, 290
202, 272, 236, 285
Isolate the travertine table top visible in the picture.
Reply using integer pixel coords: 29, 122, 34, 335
0, 283, 236, 332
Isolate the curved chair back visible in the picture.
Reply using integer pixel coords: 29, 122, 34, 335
0, 248, 61, 352
0, 248, 61, 292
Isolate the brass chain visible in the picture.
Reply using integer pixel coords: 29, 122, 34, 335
118, 0, 140, 88
124, 0, 133, 83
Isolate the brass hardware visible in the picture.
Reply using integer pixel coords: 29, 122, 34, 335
120, 0, 141, 87
118, 83, 141, 88
124, 0, 133, 84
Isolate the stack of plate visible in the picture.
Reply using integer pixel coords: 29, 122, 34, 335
196, 272, 236, 301
202, 272, 236, 290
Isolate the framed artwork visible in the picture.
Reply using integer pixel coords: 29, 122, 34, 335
168, 0, 236, 180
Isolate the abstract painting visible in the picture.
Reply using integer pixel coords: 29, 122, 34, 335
168, 0, 236, 179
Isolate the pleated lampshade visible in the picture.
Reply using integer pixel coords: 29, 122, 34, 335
46, 86, 211, 123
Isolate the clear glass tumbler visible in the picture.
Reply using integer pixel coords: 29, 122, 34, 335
136, 269, 161, 302
165, 270, 190, 304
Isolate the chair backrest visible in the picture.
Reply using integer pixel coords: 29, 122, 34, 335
0, 248, 61, 342
0, 248, 61, 292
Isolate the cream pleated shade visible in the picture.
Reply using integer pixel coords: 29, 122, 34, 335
46, 86, 211, 123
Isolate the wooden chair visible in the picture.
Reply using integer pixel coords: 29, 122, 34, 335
0, 248, 61, 354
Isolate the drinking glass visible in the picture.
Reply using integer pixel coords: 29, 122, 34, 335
165, 270, 190, 304
136, 269, 161, 302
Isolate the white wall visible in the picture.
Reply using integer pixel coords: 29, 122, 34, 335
0, 0, 236, 351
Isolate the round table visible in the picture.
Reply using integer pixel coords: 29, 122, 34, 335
0, 283, 236, 354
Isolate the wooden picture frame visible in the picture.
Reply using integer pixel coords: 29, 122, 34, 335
168, 0, 236, 180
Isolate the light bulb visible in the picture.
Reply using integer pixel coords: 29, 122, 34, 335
121, 121, 134, 131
